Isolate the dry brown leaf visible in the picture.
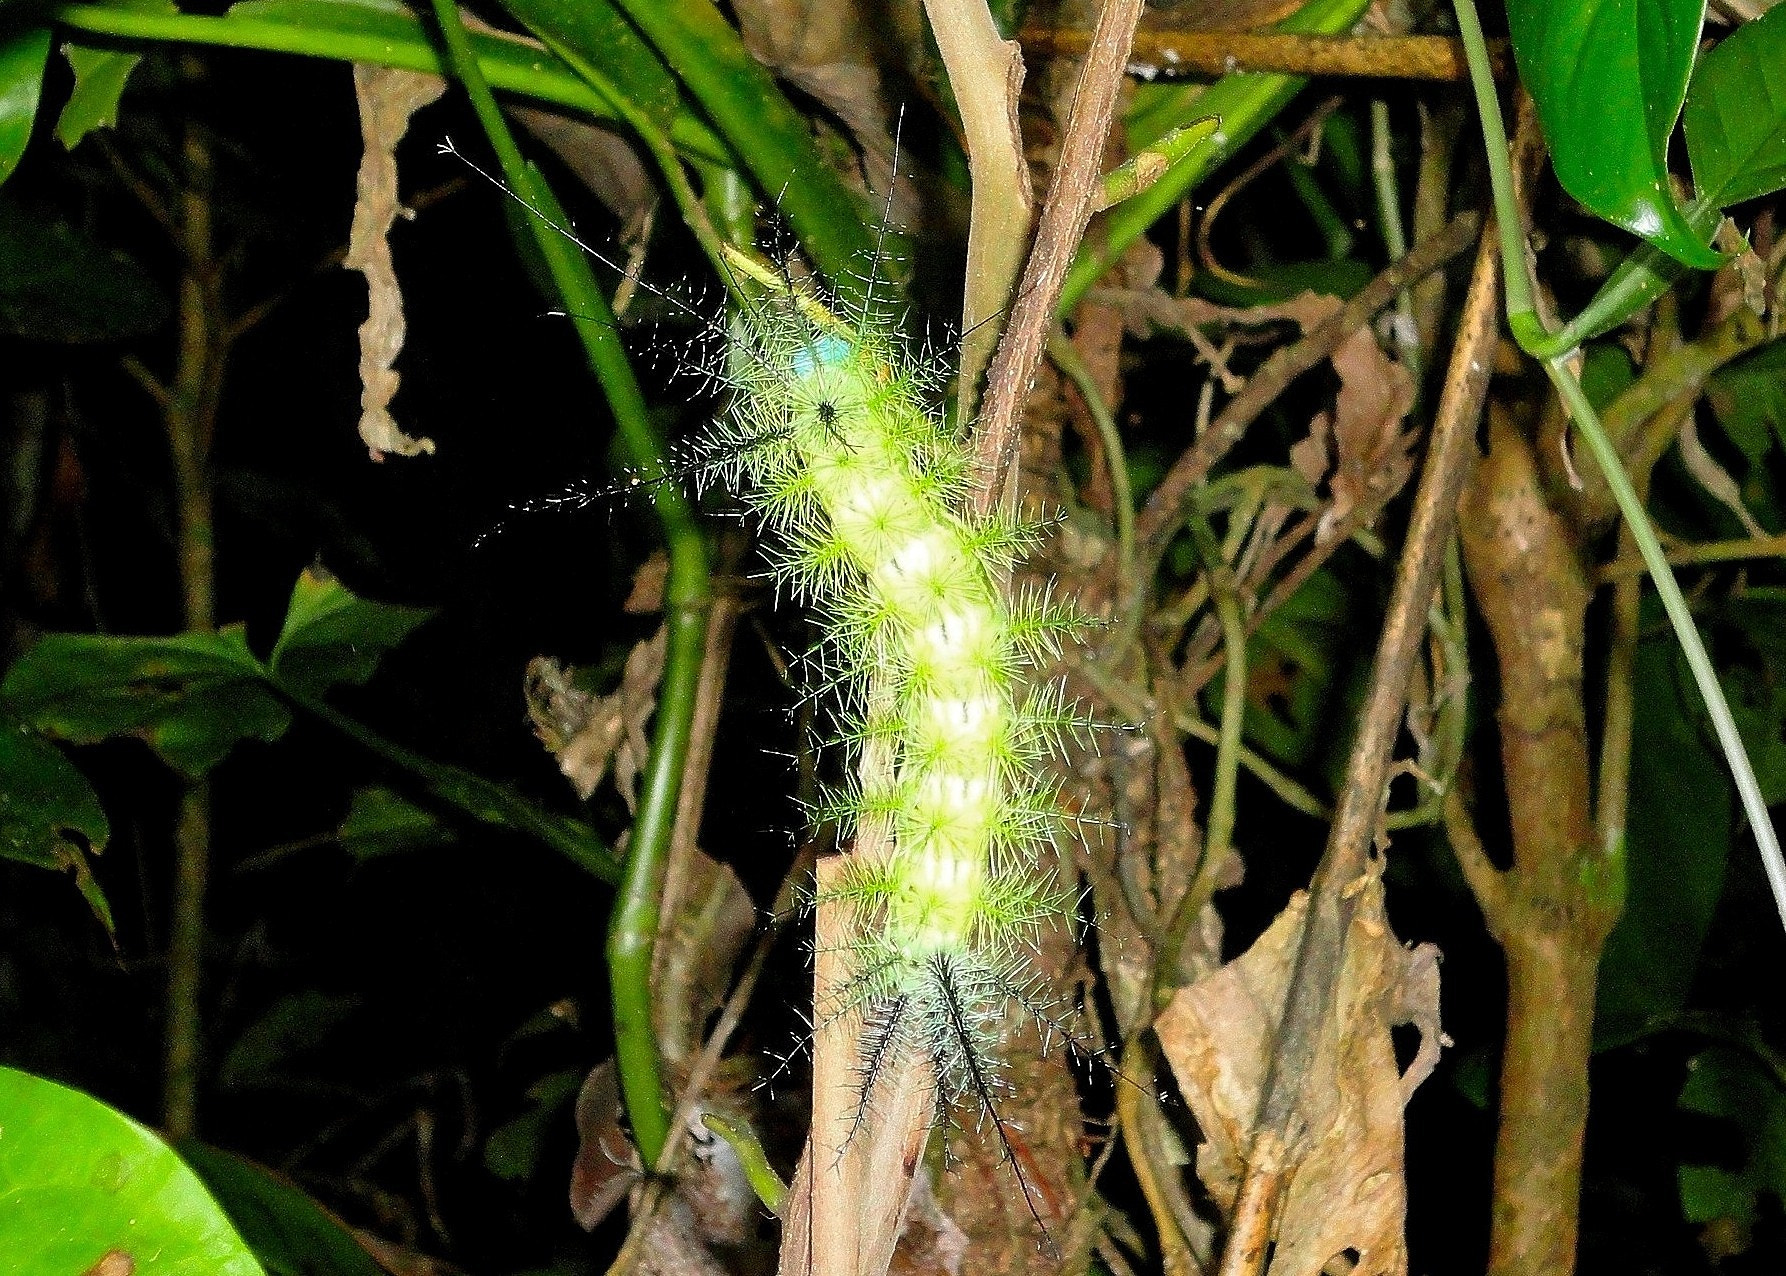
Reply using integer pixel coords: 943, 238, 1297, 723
524, 628, 667, 804
344, 65, 443, 462
650, 847, 754, 1068
1295, 328, 1417, 544
1154, 869, 1443, 1276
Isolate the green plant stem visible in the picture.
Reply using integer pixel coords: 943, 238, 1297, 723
1452, 0, 1786, 932
50, 2, 731, 165
1048, 329, 1134, 579
1369, 98, 1422, 390
429, 0, 711, 1167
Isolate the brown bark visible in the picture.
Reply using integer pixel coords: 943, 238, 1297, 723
1456, 412, 1622, 1276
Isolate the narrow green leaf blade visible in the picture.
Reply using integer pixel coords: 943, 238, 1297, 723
0, 1067, 265, 1274
1685, 2, 1786, 207
0, 26, 51, 185
57, 44, 146, 148
498, 0, 681, 134
267, 566, 432, 700
335, 785, 458, 862
1507, 0, 1722, 268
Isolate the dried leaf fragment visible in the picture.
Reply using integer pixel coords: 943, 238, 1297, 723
345, 64, 443, 461
1154, 869, 1443, 1276
524, 628, 667, 805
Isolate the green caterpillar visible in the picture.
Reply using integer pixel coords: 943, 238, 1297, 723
702, 263, 1086, 1148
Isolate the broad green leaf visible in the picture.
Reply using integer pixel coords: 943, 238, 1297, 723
57, 45, 146, 148
0, 1067, 265, 1275
2, 629, 290, 777
335, 785, 458, 861
604, 0, 875, 289
1685, 3, 1786, 208
217, 992, 358, 1091
177, 1144, 384, 1276
498, 0, 681, 135
1706, 338, 1786, 464
0, 26, 50, 186
0, 195, 170, 341
267, 566, 432, 700
1595, 626, 1732, 1046
0, 719, 114, 934
1677, 1046, 1786, 1229
1506, 0, 1723, 269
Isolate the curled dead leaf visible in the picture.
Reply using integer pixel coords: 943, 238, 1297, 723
1154, 870, 1442, 1276
344, 65, 443, 461
524, 628, 666, 805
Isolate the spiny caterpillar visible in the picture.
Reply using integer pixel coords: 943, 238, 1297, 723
699, 257, 1089, 1155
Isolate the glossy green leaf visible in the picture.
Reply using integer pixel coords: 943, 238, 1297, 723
57, 44, 146, 148
603, 0, 874, 288
0, 194, 170, 341
51, 0, 729, 163
1685, 3, 1786, 207
0, 1067, 265, 1275
498, 0, 680, 134
0, 718, 114, 934
177, 1144, 384, 1276
335, 785, 458, 861
1506, 0, 1722, 269
0, 25, 49, 186
267, 566, 432, 700
1, 629, 290, 777
1677, 1046, 1786, 1229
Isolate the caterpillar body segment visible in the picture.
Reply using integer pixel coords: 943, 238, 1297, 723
705, 277, 1087, 1130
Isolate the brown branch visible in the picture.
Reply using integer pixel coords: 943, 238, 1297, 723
1216, 216, 1500, 1274
1135, 211, 1480, 553
1020, 28, 1513, 83
970, 0, 1148, 515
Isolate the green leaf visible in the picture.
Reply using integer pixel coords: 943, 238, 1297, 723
0, 718, 115, 934
177, 1144, 384, 1276
1685, 3, 1786, 208
0, 26, 51, 186
602, 0, 875, 288
335, 785, 458, 861
1595, 625, 1733, 1047
484, 1069, 581, 1182
2, 629, 290, 777
1677, 1046, 1786, 1229
267, 566, 432, 700
498, 0, 681, 135
1706, 338, 1786, 464
1506, 0, 1723, 269
57, 45, 146, 148
0, 1067, 265, 1275
0, 194, 171, 341
218, 991, 358, 1091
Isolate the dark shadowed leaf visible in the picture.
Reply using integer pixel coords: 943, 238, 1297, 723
0, 718, 114, 933
1506, 0, 1722, 268
1678, 1046, 1786, 1232
218, 991, 359, 1091
178, 1143, 384, 1276
0, 26, 50, 185
1685, 3, 1786, 208
1, 629, 290, 777
335, 785, 458, 861
268, 566, 432, 700
0, 1067, 264, 1274
57, 44, 148, 149
0, 195, 170, 341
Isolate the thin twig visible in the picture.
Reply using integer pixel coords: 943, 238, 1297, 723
1216, 216, 1501, 1276
971, 0, 1148, 515
1135, 212, 1480, 552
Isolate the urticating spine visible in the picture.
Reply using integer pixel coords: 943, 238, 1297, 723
709, 287, 1078, 1121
